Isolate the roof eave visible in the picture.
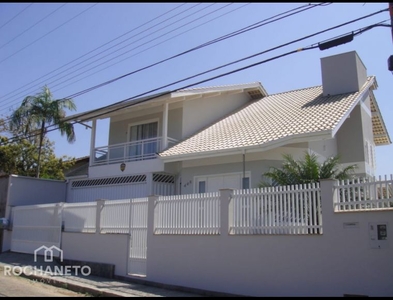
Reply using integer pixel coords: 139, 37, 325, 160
159, 130, 333, 163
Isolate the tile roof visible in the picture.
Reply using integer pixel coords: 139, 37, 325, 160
159, 76, 380, 159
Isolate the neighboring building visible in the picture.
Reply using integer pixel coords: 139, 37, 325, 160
63, 156, 89, 179
63, 51, 391, 203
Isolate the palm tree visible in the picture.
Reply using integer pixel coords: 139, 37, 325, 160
260, 152, 357, 187
9, 85, 77, 178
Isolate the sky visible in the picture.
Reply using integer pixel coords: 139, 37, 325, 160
0, 2, 392, 177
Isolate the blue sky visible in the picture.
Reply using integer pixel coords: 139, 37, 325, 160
0, 2, 392, 177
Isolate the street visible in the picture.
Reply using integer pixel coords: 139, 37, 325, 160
0, 266, 90, 297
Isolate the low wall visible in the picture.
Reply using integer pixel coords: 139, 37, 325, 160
2, 175, 67, 252
61, 232, 129, 277
144, 180, 393, 297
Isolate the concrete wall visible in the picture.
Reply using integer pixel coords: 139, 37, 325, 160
182, 92, 249, 139
61, 232, 129, 277
109, 112, 161, 145
167, 107, 182, 141
0, 176, 8, 218
180, 146, 309, 194
0, 176, 8, 253
88, 158, 164, 178
145, 181, 393, 297
6, 175, 66, 207
321, 51, 367, 96
2, 175, 67, 252
336, 105, 365, 165
108, 107, 183, 145
308, 138, 338, 163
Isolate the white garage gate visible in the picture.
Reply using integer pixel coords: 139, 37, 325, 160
10, 203, 62, 255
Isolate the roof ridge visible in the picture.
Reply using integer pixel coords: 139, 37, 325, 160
176, 81, 262, 92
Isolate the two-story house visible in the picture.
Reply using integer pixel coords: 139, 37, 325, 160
63, 50, 391, 203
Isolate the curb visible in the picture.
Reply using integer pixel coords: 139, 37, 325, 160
17, 270, 128, 297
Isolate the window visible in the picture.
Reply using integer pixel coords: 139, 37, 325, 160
129, 121, 158, 160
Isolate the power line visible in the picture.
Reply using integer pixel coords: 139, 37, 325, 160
0, 3, 188, 102
0, 3, 98, 65
46, 4, 386, 101
21, 3, 219, 96
1, 19, 388, 146
0, 2, 324, 113
0, 3, 33, 31
52, 2, 319, 97
0, 3, 67, 51
52, 3, 251, 96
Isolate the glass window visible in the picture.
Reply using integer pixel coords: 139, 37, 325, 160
198, 181, 206, 193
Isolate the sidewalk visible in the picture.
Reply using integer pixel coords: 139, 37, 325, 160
0, 252, 210, 297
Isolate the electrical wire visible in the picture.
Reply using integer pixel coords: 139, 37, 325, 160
0, 3, 67, 51
0, 19, 388, 146
0, 3, 188, 102
52, 5, 387, 101
0, 2, 325, 112
0, 3, 321, 112
0, 3, 98, 65
0, 3, 34, 31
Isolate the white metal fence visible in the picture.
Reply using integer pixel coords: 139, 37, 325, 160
100, 199, 131, 234
336, 175, 393, 212
155, 192, 221, 235
62, 202, 97, 233
231, 183, 322, 235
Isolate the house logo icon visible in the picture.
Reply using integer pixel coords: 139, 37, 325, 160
34, 245, 63, 262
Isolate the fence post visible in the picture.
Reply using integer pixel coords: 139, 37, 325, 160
219, 189, 233, 236
146, 195, 158, 277
319, 179, 338, 236
96, 199, 105, 234
147, 195, 158, 237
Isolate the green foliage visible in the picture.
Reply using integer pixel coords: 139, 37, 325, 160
0, 135, 75, 180
260, 151, 357, 187
8, 85, 77, 178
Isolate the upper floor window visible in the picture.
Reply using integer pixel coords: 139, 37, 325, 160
129, 121, 159, 159
129, 121, 158, 141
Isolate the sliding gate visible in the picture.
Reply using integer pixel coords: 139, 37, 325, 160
10, 203, 62, 254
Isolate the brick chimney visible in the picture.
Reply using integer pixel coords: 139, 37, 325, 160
320, 51, 367, 96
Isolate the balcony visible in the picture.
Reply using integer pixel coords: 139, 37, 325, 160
92, 137, 177, 166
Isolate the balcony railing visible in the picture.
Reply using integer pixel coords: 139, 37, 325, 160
92, 137, 177, 166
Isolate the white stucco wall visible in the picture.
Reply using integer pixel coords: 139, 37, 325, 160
182, 92, 249, 139
61, 232, 129, 276
108, 107, 183, 146
145, 181, 393, 297
180, 146, 310, 194
88, 159, 164, 178
308, 138, 338, 163
2, 175, 67, 252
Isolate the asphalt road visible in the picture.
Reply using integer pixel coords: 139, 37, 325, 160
0, 266, 90, 297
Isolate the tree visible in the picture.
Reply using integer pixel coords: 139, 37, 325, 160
258, 152, 357, 234
0, 133, 75, 180
1, 115, 75, 180
9, 85, 77, 178
260, 151, 357, 187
